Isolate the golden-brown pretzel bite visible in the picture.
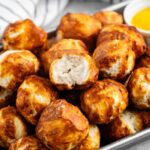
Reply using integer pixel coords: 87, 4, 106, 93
93, 40, 135, 81
40, 39, 88, 74
0, 106, 27, 148
2, 19, 47, 54
140, 111, 150, 128
0, 87, 13, 108
9, 136, 48, 150
127, 68, 150, 109
47, 39, 88, 52
36, 99, 89, 150
75, 124, 100, 150
49, 53, 99, 90
93, 10, 123, 26
16, 75, 57, 125
0, 50, 39, 90
57, 13, 101, 50
97, 24, 146, 57
103, 111, 143, 140
96, 30, 130, 45
81, 79, 128, 124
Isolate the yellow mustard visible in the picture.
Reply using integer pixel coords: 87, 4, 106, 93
131, 7, 150, 31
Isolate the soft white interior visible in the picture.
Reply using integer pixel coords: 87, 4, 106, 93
101, 59, 122, 77
125, 53, 134, 76
52, 54, 89, 87
34, 94, 50, 105
14, 117, 26, 139
121, 111, 138, 133
140, 82, 150, 105
112, 91, 120, 110
0, 50, 16, 87
0, 87, 13, 100
0, 74, 14, 88
134, 74, 150, 107
88, 125, 100, 147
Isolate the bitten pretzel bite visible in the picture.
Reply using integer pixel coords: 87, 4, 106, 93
0, 87, 13, 108
49, 53, 99, 90
57, 13, 101, 50
41, 39, 88, 74
9, 136, 48, 150
93, 10, 123, 26
36, 99, 89, 150
127, 68, 150, 109
16, 75, 57, 125
104, 111, 143, 140
93, 40, 135, 80
81, 79, 128, 124
0, 50, 39, 90
97, 24, 146, 57
0, 106, 27, 148
75, 124, 100, 150
2, 19, 47, 54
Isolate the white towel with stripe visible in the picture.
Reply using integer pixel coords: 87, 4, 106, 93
0, 0, 69, 34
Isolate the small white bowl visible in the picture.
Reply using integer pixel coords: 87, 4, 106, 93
124, 0, 150, 37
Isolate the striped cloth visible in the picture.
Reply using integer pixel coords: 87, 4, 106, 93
0, 0, 69, 34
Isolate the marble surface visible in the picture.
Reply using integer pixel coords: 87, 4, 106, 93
51, 0, 150, 150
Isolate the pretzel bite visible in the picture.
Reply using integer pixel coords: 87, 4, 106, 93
97, 24, 146, 57
140, 111, 150, 127
127, 68, 150, 109
9, 136, 47, 150
0, 106, 27, 148
49, 53, 99, 90
16, 75, 57, 125
93, 40, 135, 80
36, 99, 89, 150
0, 50, 39, 90
93, 10, 123, 26
2, 19, 47, 54
75, 124, 100, 150
47, 39, 88, 53
96, 30, 130, 45
0, 87, 13, 108
104, 111, 143, 140
57, 13, 101, 50
41, 39, 88, 74
81, 79, 128, 124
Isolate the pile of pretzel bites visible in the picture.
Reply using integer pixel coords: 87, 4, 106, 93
0, 10, 149, 150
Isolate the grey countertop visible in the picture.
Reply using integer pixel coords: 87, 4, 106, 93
51, 1, 150, 149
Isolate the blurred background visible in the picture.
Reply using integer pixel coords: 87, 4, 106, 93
0, 0, 129, 34
49, 0, 128, 29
